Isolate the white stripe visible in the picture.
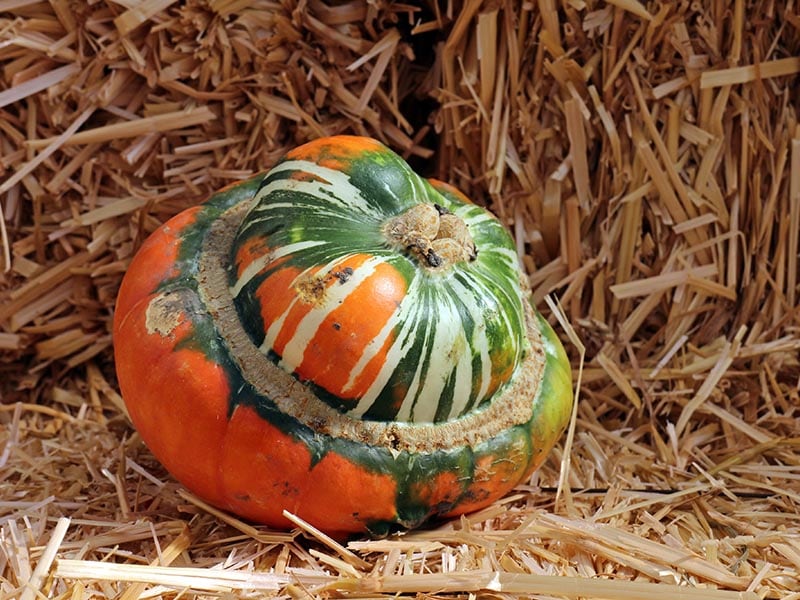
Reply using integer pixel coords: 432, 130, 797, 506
348, 279, 421, 417
254, 160, 374, 214
260, 295, 297, 354
484, 246, 520, 269
447, 334, 475, 420
340, 308, 399, 395
251, 179, 354, 215
258, 255, 363, 352
487, 278, 523, 353
230, 240, 326, 298
259, 256, 360, 355
276, 257, 384, 373
393, 303, 433, 422
448, 277, 493, 403
459, 208, 495, 226
397, 294, 466, 422
345, 270, 518, 422
244, 201, 347, 222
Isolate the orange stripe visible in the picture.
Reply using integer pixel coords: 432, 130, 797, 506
427, 178, 475, 205
269, 266, 327, 355
262, 255, 366, 356
255, 265, 303, 353
347, 333, 397, 401
294, 257, 406, 399
288, 169, 328, 183
286, 135, 384, 171
234, 235, 270, 279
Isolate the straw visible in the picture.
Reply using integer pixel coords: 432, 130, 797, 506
1, 2, 799, 599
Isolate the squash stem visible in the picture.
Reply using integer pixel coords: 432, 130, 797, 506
384, 203, 477, 269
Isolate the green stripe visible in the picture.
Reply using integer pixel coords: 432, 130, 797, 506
229, 146, 528, 424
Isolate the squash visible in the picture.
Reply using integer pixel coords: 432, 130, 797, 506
113, 135, 572, 535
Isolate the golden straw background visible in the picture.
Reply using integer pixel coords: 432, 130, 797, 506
1, 0, 799, 598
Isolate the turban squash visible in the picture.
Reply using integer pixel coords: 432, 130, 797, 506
113, 136, 572, 535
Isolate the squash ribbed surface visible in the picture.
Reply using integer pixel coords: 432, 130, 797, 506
229, 137, 528, 423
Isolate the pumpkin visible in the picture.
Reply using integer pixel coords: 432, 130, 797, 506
113, 135, 572, 535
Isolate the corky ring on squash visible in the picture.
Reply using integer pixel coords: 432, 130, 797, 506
113, 136, 572, 535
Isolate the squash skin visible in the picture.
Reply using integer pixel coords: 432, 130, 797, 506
231, 138, 530, 423
113, 136, 573, 535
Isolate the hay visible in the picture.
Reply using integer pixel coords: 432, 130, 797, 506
1, 0, 799, 598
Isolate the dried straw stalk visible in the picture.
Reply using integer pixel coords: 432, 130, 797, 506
1, 0, 799, 599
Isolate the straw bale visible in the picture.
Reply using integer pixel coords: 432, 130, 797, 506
1, 0, 800, 598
